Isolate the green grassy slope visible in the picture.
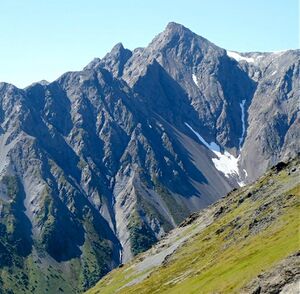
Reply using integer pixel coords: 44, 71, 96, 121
87, 158, 300, 294
0, 175, 115, 294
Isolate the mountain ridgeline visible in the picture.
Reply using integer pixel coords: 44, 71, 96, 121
0, 22, 299, 293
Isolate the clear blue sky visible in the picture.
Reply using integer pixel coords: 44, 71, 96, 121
0, 0, 298, 88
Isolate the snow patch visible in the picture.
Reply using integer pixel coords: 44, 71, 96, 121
185, 123, 245, 185
227, 51, 254, 63
185, 123, 220, 153
192, 74, 199, 88
271, 70, 277, 76
239, 99, 246, 148
211, 152, 240, 178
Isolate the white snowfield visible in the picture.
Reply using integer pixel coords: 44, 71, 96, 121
227, 51, 255, 63
185, 123, 245, 186
227, 50, 288, 64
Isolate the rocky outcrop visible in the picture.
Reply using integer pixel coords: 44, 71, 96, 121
243, 252, 300, 294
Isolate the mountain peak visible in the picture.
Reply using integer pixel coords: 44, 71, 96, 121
110, 42, 126, 55
166, 21, 186, 30
105, 42, 132, 59
164, 21, 192, 35
145, 21, 221, 58
96, 42, 132, 77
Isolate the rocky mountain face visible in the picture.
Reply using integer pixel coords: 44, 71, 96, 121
0, 22, 299, 293
87, 157, 300, 294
